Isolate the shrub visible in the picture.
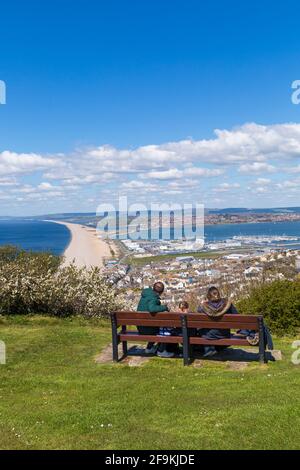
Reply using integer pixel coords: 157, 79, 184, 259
0, 245, 61, 273
237, 278, 300, 335
0, 246, 123, 317
0, 245, 21, 263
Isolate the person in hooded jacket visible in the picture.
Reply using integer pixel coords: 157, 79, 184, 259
137, 282, 174, 357
197, 286, 238, 358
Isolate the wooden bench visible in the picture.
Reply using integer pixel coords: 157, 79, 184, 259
110, 311, 267, 366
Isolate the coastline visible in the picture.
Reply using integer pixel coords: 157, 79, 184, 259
44, 220, 113, 268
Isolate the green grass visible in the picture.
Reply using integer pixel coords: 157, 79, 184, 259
0, 316, 299, 450
126, 251, 225, 266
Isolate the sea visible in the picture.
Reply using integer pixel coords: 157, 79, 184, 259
205, 221, 300, 247
0, 219, 300, 255
0, 220, 71, 256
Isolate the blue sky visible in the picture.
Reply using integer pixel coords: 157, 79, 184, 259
1, 0, 300, 215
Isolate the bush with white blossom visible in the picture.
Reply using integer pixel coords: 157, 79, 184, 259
0, 246, 123, 317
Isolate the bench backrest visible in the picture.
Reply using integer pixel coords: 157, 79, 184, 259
114, 311, 260, 330
114, 311, 183, 328
185, 313, 259, 330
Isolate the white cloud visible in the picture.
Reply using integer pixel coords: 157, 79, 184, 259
121, 181, 146, 189
3, 121, 300, 212
214, 183, 240, 192
256, 187, 269, 193
3, 122, 300, 183
0, 151, 61, 176
285, 165, 300, 174
276, 179, 300, 190
238, 162, 276, 174
183, 167, 224, 177
0, 177, 19, 187
143, 167, 224, 180
35, 122, 300, 185
38, 182, 56, 191
121, 180, 159, 193
254, 178, 271, 185
164, 190, 183, 195
143, 168, 183, 180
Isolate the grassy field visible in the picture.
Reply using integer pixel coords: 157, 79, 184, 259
123, 247, 261, 267
0, 316, 299, 450
126, 251, 225, 266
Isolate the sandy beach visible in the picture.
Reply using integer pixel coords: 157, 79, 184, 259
45, 221, 113, 268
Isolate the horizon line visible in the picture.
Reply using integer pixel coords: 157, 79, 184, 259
1, 205, 300, 219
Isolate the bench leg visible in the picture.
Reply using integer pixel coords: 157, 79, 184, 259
111, 314, 119, 362
258, 316, 267, 364
122, 341, 128, 357
121, 326, 128, 357
122, 326, 128, 357
181, 315, 190, 366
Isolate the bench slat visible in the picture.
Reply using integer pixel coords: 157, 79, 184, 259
186, 313, 258, 326
118, 332, 250, 346
117, 319, 182, 327
189, 337, 249, 346
116, 312, 183, 321
186, 321, 258, 330
118, 333, 183, 343
116, 319, 258, 330
115, 311, 259, 326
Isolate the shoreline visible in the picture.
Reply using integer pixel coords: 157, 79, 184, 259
44, 220, 113, 268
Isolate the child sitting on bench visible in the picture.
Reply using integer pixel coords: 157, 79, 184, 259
157, 301, 190, 357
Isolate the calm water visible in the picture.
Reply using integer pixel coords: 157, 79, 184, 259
205, 220, 300, 242
0, 220, 71, 255
0, 219, 300, 254
126, 220, 300, 246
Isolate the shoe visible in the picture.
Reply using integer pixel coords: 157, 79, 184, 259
203, 347, 217, 358
156, 350, 175, 358
247, 333, 259, 346
145, 344, 158, 354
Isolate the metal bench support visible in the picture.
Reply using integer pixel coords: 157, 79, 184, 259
121, 325, 128, 357
111, 313, 119, 362
258, 315, 267, 364
181, 315, 190, 366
